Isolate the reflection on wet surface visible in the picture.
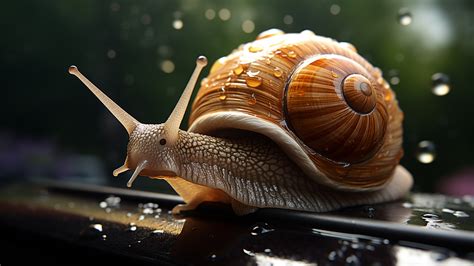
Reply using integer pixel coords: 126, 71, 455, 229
0, 182, 473, 265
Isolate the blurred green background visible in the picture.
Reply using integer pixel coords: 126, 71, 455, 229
1, 0, 473, 195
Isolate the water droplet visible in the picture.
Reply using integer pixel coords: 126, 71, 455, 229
81, 223, 104, 239
249, 45, 263, 53
423, 213, 439, 219
126, 212, 132, 217
143, 208, 154, 214
233, 64, 244, 75
241, 20, 255, 33
247, 94, 257, 105
152, 229, 164, 234
172, 19, 183, 30
246, 77, 262, 88
453, 211, 469, 218
285, 50, 296, 58
331, 71, 339, 78
283, 15, 293, 25
416, 140, 436, 164
330, 4, 341, 15
209, 254, 217, 260
128, 223, 137, 232
273, 67, 283, 78
398, 8, 413, 26
218, 8, 231, 21
138, 215, 145, 221
243, 249, 255, 256
99, 201, 107, 208
247, 70, 260, 77
442, 208, 455, 214
250, 223, 274, 235
264, 248, 271, 253
105, 196, 121, 208
219, 87, 227, 101
402, 202, 413, 208
102, 234, 107, 240
431, 73, 450, 96
91, 224, 103, 232
205, 9, 215, 20
105, 207, 112, 213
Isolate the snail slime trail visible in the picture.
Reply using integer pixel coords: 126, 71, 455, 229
69, 29, 412, 215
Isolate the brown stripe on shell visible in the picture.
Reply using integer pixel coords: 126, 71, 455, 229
189, 31, 404, 189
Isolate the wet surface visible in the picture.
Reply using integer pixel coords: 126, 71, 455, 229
0, 181, 473, 265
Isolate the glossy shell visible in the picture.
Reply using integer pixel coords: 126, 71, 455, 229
188, 29, 404, 191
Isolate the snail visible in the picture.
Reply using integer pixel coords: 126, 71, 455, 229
69, 29, 413, 215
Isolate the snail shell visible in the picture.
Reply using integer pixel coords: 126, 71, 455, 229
189, 29, 403, 191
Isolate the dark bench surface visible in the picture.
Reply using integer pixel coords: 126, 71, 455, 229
0, 180, 473, 265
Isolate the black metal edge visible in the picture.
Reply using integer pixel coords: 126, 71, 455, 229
24, 180, 474, 252
256, 209, 474, 252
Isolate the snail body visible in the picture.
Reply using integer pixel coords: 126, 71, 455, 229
69, 29, 412, 215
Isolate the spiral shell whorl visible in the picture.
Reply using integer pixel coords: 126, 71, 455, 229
342, 74, 376, 114
285, 55, 388, 164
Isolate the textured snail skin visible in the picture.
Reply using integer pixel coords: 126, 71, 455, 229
127, 124, 412, 215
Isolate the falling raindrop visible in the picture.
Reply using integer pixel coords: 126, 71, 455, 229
330, 4, 341, 15
416, 140, 436, 164
205, 9, 216, 20
398, 8, 413, 26
283, 15, 293, 25
242, 20, 255, 33
161, 60, 175, 73
172, 19, 183, 30
218, 8, 231, 21
431, 73, 451, 96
